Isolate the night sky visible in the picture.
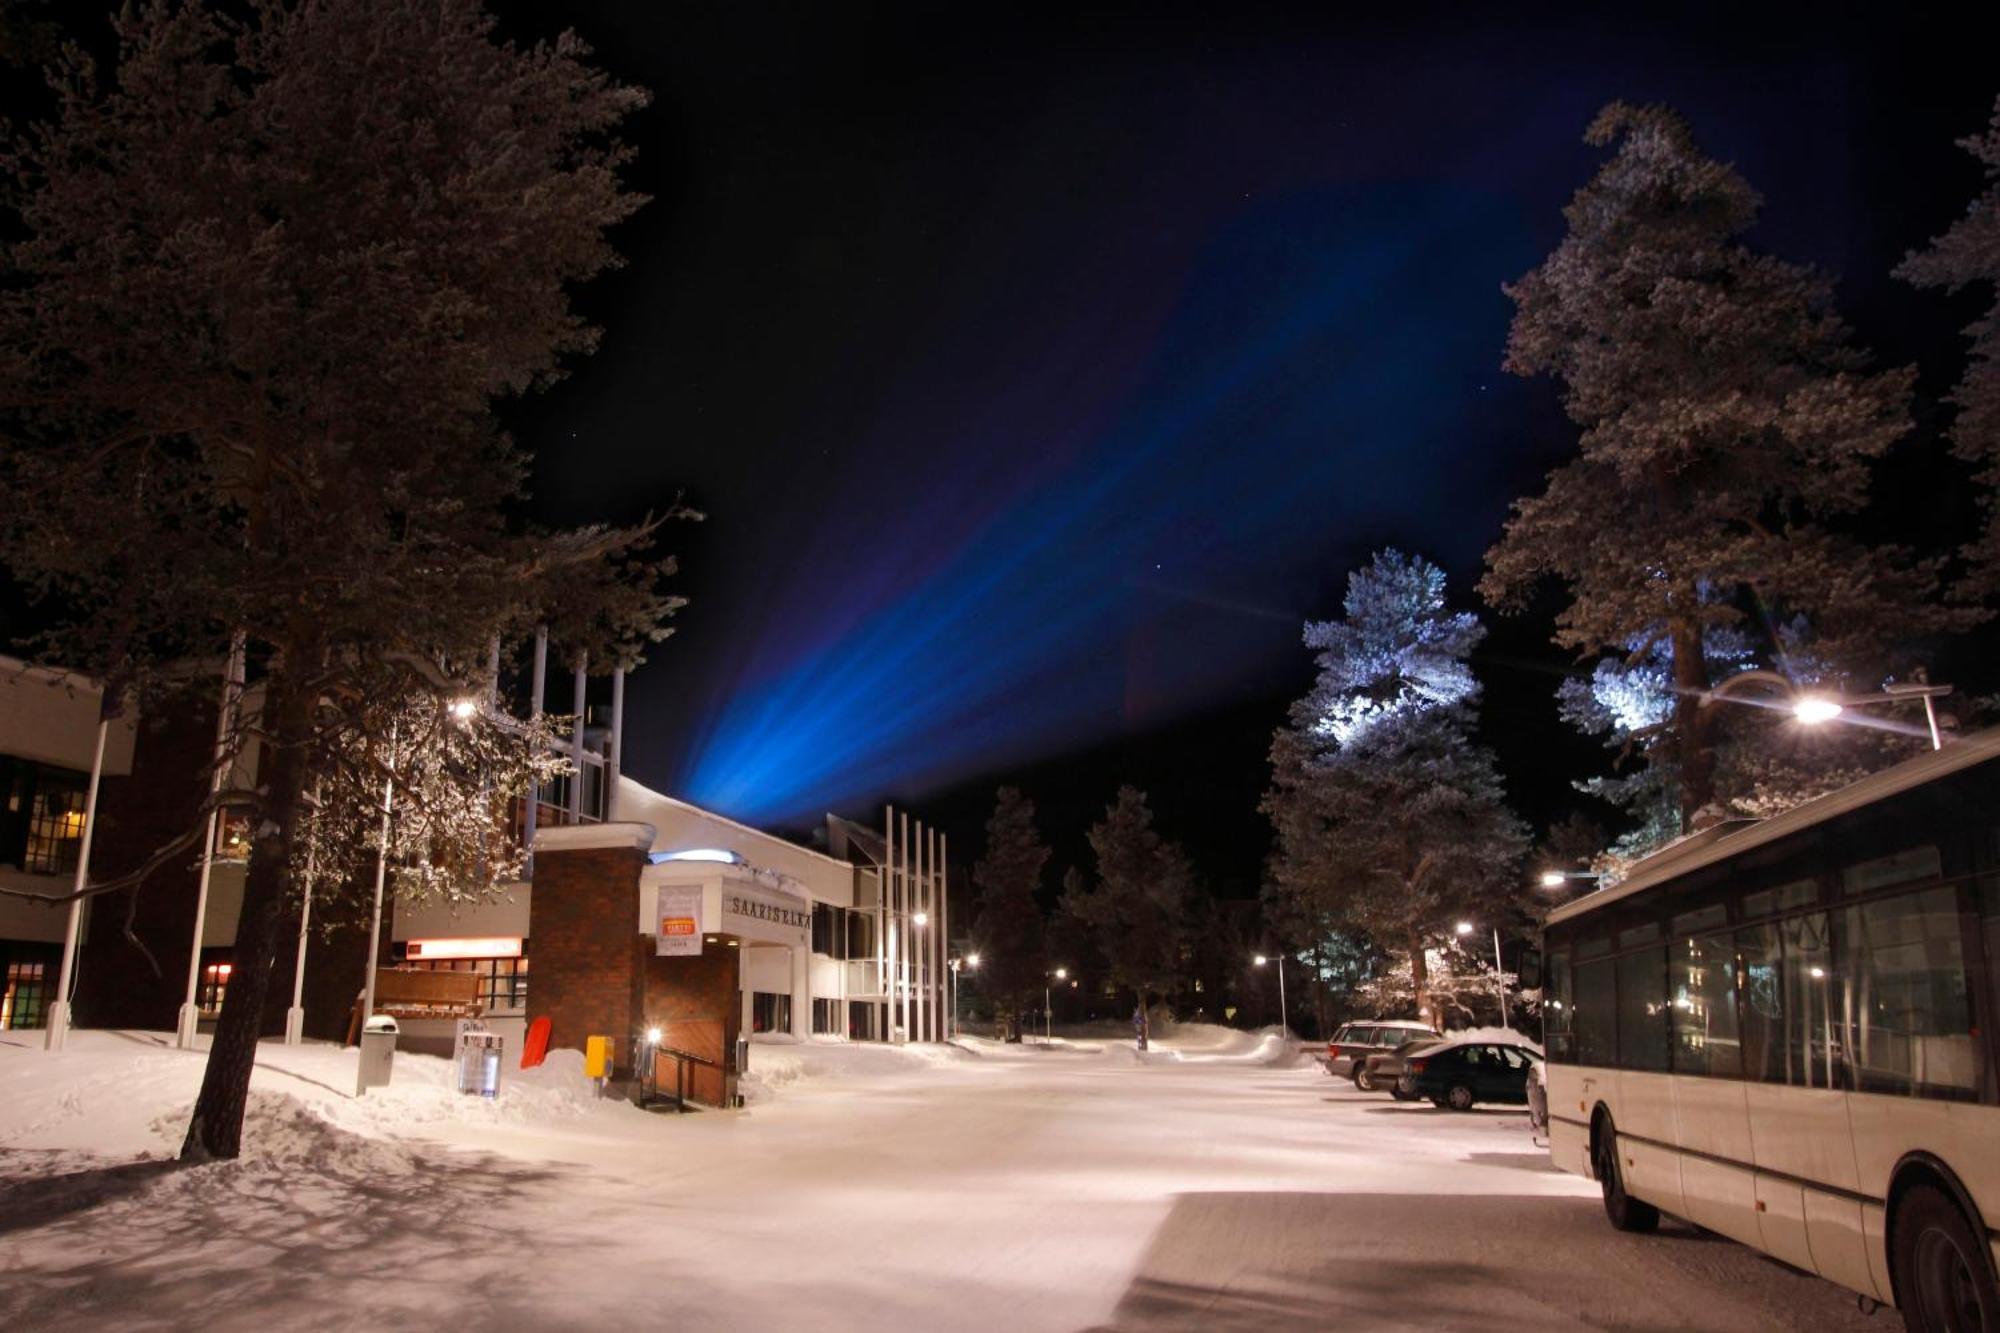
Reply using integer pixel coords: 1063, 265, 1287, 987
482, 2, 1998, 885
17, 3, 1997, 890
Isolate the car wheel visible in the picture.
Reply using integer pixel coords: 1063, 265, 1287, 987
1353, 1065, 1377, 1092
1593, 1115, 1659, 1234
1893, 1183, 1998, 1333
1445, 1084, 1475, 1112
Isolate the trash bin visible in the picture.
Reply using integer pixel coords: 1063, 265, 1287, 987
456, 1027, 505, 1099
356, 1014, 398, 1095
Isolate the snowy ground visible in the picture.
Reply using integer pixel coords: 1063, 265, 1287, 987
0, 1024, 1879, 1331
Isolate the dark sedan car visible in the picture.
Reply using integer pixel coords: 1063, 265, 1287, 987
1402, 1041, 1542, 1110
1359, 1038, 1448, 1099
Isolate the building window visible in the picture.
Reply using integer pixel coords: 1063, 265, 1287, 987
21, 771, 89, 875
751, 991, 792, 1034
395, 951, 530, 1012
198, 957, 232, 1016
812, 997, 840, 1035
812, 903, 848, 959
2, 961, 49, 1030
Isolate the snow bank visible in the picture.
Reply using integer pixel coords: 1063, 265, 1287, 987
740, 1037, 976, 1102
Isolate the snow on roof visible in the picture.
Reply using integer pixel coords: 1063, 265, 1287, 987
1546, 727, 2000, 928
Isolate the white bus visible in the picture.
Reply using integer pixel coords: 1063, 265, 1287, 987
1543, 731, 2000, 1331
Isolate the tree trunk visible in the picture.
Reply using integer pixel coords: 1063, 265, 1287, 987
1410, 931, 1434, 1030
1670, 615, 1717, 832
180, 668, 315, 1162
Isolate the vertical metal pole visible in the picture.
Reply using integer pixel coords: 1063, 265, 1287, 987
359, 731, 396, 1028
900, 811, 912, 1041
915, 820, 928, 1041
1493, 927, 1508, 1029
888, 804, 896, 1040
284, 781, 322, 1046
937, 829, 948, 1042
568, 652, 588, 820
1277, 956, 1288, 1035
608, 667, 626, 820
522, 629, 548, 876
178, 632, 244, 1049
1923, 695, 1942, 751
44, 717, 110, 1052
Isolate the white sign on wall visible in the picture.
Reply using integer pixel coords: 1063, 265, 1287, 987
657, 885, 703, 957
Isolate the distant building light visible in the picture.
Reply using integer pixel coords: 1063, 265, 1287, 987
652, 848, 744, 865
406, 937, 524, 961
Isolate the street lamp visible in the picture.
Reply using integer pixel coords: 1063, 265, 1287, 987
1046, 967, 1067, 1044
1705, 668, 1952, 750
949, 953, 980, 1040
1253, 953, 1288, 1035
1456, 921, 1508, 1028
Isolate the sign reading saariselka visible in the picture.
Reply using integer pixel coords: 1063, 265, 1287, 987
723, 884, 810, 941
657, 886, 703, 957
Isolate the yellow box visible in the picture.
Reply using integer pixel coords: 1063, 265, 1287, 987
585, 1035, 613, 1079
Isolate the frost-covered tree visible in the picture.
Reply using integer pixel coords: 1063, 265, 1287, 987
970, 787, 1048, 1040
0, 2, 678, 1160
1899, 94, 2000, 596
1264, 550, 1528, 1028
1481, 102, 1960, 832
1069, 786, 1192, 1048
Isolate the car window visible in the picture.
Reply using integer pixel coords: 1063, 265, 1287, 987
1497, 1047, 1527, 1069
1334, 1025, 1360, 1043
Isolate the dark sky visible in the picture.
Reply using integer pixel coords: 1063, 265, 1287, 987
481, 2, 1997, 885
13, 3, 1990, 889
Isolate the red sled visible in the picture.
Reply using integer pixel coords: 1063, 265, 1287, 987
521, 1015, 552, 1069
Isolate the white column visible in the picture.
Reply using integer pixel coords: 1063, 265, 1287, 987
283, 809, 316, 1045
44, 716, 110, 1052
884, 804, 900, 1040
607, 667, 625, 821
178, 632, 245, 1050
900, 811, 913, 1041
935, 827, 948, 1042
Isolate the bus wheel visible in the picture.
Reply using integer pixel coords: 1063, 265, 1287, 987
1893, 1184, 1998, 1333
1594, 1117, 1659, 1234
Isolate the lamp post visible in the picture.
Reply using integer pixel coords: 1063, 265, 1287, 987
1456, 921, 1508, 1029
949, 952, 979, 1040
1046, 967, 1066, 1044
1704, 668, 1952, 751
1253, 953, 1288, 1035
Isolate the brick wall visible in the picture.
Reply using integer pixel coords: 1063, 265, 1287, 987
74, 698, 213, 1030
640, 947, 741, 1106
527, 842, 649, 1069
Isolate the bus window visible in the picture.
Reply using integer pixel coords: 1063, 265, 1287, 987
1616, 947, 1670, 1071
1742, 877, 1819, 921
1780, 912, 1837, 1089
1841, 886, 1976, 1100
1671, 930, 1741, 1077
1545, 951, 1572, 1061
1739, 924, 1783, 1083
1840, 845, 1941, 897
1575, 958, 1615, 1066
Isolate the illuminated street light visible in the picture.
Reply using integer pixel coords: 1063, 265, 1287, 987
1045, 968, 1068, 1044
450, 697, 478, 720
1540, 871, 1566, 889
646, 1026, 662, 1045
1704, 667, 1951, 750
912, 911, 929, 928
948, 953, 981, 1040
1455, 921, 1508, 1027
1793, 696, 1843, 725
1253, 952, 1288, 1034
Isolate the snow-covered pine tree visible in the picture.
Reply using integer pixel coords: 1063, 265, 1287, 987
970, 787, 1050, 1040
0, 1, 678, 1160
1481, 102, 1962, 833
1263, 550, 1527, 1029
1071, 787, 1192, 1048
1898, 93, 2000, 597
